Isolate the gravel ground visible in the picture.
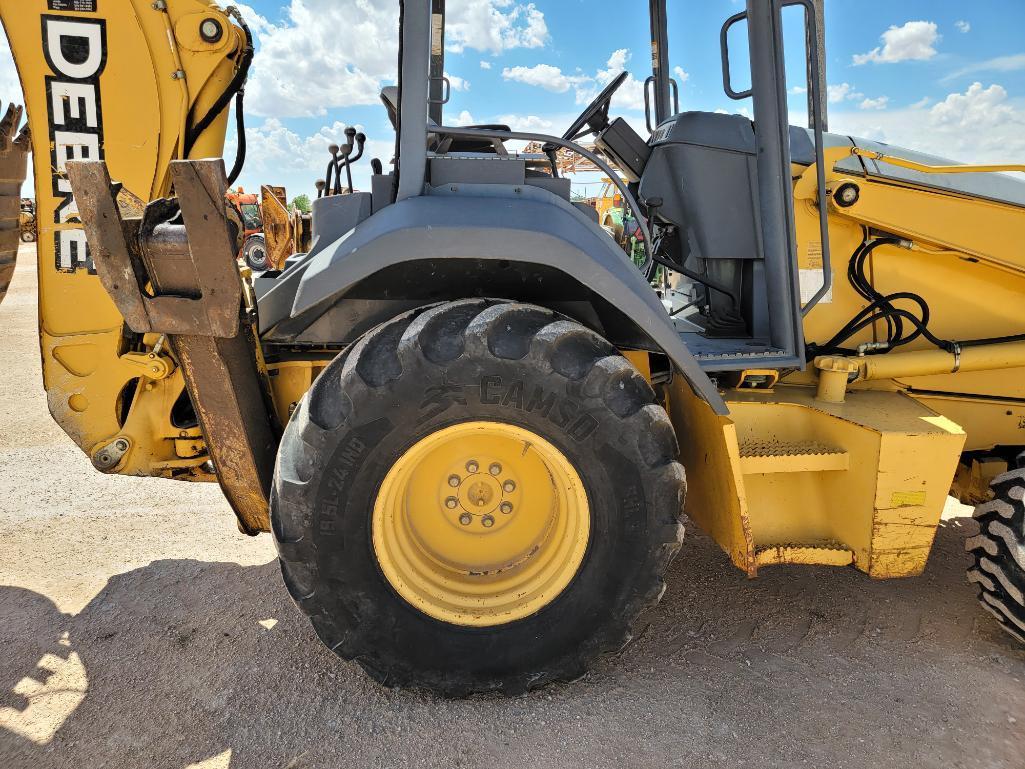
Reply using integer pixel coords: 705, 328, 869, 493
1, 244, 1023, 769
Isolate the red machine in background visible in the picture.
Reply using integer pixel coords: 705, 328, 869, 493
225, 187, 268, 271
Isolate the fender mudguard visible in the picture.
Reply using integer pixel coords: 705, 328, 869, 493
271, 184, 727, 414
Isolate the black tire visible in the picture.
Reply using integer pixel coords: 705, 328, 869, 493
271, 299, 686, 695
20, 228, 35, 243
242, 234, 268, 271
967, 458, 1025, 644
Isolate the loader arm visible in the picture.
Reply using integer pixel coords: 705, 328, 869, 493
0, 1, 248, 478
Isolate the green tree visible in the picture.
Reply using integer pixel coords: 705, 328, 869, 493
291, 194, 311, 214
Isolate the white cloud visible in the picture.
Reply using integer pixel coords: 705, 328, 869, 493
910, 96, 932, 109
830, 82, 1025, 164
449, 110, 478, 127
853, 21, 940, 65
502, 49, 646, 112
930, 82, 1016, 128
590, 49, 646, 111
790, 85, 807, 96
501, 63, 586, 94
673, 66, 690, 85
827, 82, 864, 104
480, 60, 492, 70
242, 1, 395, 117
955, 20, 971, 34
859, 96, 890, 111
445, 0, 548, 54
244, 0, 548, 118
495, 114, 555, 133
445, 72, 470, 92
944, 53, 1025, 82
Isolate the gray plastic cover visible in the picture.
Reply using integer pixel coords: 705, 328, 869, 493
289, 184, 728, 414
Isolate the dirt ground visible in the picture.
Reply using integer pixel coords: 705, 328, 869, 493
1, 243, 1023, 769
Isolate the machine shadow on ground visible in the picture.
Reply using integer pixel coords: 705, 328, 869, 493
1, 513, 1022, 769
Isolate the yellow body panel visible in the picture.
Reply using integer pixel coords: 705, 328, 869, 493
1, 1, 243, 477
669, 381, 755, 574
666, 147, 1022, 578
794, 152, 1025, 452
670, 381, 965, 578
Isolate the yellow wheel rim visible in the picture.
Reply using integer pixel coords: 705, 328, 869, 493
372, 421, 591, 627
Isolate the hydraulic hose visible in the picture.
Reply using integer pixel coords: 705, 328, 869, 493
810, 236, 1025, 360
183, 6, 254, 158
226, 90, 246, 186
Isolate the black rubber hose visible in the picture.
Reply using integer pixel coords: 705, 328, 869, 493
812, 235, 1025, 359
183, 9, 254, 158
225, 90, 246, 186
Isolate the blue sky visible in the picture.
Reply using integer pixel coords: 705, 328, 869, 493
3, 0, 1024, 199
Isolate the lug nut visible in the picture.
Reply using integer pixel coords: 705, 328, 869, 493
459, 513, 472, 526
500, 502, 513, 515
481, 515, 495, 528
445, 497, 458, 509
503, 480, 516, 493
466, 460, 479, 474
489, 463, 502, 476
448, 475, 461, 487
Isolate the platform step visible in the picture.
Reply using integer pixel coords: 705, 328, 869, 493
738, 440, 849, 474
755, 544, 855, 568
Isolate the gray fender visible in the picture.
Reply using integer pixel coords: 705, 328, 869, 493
284, 184, 727, 414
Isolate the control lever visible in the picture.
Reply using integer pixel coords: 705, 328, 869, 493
332, 127, 358, 195
315, 179, 327, 199
324, 144, 340, 196
333, 130, 367, 195
541, 142, 560, 179
333, 142, 353, 196
371, 158, 383, 176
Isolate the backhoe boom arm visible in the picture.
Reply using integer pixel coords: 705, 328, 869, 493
0, 0, 246, 479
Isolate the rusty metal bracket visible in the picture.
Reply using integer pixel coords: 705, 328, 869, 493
67, 159, 278, 534
68, 161, 242, 337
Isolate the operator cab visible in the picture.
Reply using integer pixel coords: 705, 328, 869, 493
277, 1, 824, 375
416, 1, 820, 372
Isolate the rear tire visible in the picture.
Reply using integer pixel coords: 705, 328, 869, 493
242, 234, 268, 272
967, 458, 1025, 644
20, 229, 34, 243
271, 300, 686, 695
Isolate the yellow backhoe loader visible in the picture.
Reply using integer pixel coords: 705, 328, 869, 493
2, 0, 1024, 695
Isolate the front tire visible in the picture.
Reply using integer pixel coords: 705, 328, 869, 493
967, 458, 1025, 644
20, 228, 35, 243
271, 300, 686, 695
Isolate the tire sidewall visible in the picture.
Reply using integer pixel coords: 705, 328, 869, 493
305, 348, 657, 685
